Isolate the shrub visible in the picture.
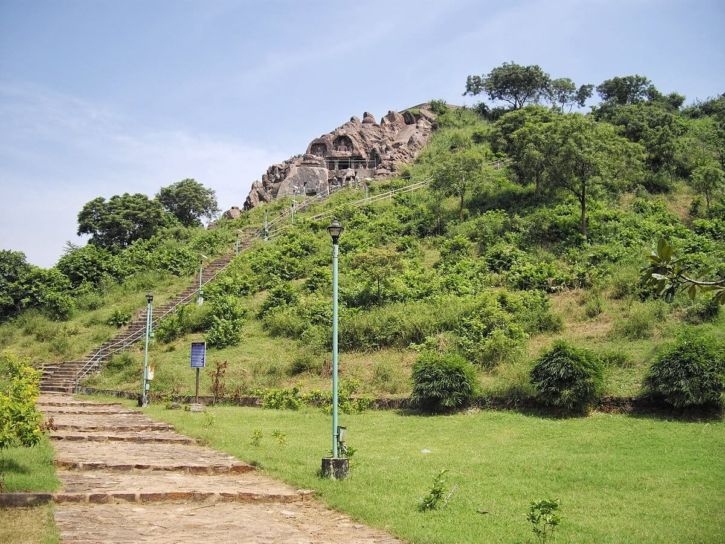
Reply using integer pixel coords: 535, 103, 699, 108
411, 352, 477, 412
107, 309, 131, 328
258, 283, 298, 318
0, 352, 42, 449
683, 297, 720, 324
456, 294, 528, 367
644, 333, 724, 408
206, 316, 242, 349
530, 341, 603, 413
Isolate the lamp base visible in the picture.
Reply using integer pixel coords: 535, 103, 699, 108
321, 457, 349, 479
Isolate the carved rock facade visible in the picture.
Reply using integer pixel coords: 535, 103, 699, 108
241, 104, 436, 210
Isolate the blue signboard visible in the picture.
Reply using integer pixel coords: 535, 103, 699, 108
190, 342, 206, 368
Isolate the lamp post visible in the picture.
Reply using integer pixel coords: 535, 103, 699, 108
321, 219, 348, 479
141, 293, 153, 407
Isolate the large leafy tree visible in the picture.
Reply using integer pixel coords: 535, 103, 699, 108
157, 179, 219, 227
596, 75, 658, 105
596, 103, 687, 174
77, 193, 168, 250
465, 62, 550, 110
520, 114, 644, 240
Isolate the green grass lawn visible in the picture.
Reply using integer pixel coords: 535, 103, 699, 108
0, 435, 59, 492
0, 505, 58, 544
0, 436, 59, 544
143, 403, 725, 543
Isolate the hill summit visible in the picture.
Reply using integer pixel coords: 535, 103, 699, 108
237, 104, 437, 213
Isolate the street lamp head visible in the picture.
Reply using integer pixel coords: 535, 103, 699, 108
146, 293, 153, 304
327, 219, 344, 243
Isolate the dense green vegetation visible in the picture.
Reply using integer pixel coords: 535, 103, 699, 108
0, 65, 723, 411
137, 401, 725, 544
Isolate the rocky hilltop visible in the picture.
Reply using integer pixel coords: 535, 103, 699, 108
235, 104, 437, 213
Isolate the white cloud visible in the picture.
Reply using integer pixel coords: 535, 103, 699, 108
0, 81, 285, 267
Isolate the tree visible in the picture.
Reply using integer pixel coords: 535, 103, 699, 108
0, 250, 33, 319
523, 114, 643, 240
77, 193, 168, 250
465, 62, 550, 110
156, 179, 219, 227
0, 353, 42, 450
432, 148, 489, 219
351, 247, 404, 304
595, 103, 686, 174
596, 75, 657, 105
690, 164, 724, 211
546, 78, 593, 111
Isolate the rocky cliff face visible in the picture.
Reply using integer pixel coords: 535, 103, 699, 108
238, 104, 436, 211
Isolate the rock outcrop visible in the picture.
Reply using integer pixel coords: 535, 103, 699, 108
241, 104, 436, 210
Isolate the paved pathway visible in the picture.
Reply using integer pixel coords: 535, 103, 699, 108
39, 394, 401, 544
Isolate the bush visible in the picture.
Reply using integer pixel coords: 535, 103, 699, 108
644, 333, 724, 408
411, 352, 478, 412
683, 297, 720, 324
456, 294, 528, 367
0, 352, 42, 449
258, 283, 298, 318
205, 316, 241, 349
530, 341, 604, 413
107, 309, 131, 328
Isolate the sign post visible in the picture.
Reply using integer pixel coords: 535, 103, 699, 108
190, 342, 206, 406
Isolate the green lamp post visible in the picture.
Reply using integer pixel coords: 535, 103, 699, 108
321, 218, 348, 479
140, 293, 153, 407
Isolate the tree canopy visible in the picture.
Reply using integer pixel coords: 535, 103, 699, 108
157, 179, 219, 227
465, 62, 551, 110
77, 193, 168, 250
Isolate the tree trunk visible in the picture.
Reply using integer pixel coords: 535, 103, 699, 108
459, 192, 465, 220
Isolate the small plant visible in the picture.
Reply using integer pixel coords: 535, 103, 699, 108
202, 411, 215, 427
417, 469, 453, 512
210, 360, 228, 403
250, 429, 263, 446
530, 341, 603, 414
527, 498, 561, 543
106, 309, 131, 328
272, 430, 287, 446
411, 352, 477, 412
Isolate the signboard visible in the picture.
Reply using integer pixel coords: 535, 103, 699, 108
190, 342, 206, 368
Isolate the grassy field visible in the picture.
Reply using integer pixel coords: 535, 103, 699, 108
141, 402, 725, 544
0, 437, 59, 544
0, 435, 59, 492
0, 505, 58, 544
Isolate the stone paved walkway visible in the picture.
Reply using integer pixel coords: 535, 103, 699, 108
39, 394, 401, 544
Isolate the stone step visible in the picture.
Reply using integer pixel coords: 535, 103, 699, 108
50, 432, 196, 445
41, 385, 75, 393
56, 470, 308, 502
53, 439, 254, 474
53, 423, 175, 432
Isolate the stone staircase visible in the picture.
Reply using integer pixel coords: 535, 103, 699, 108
40, 240, 251, 394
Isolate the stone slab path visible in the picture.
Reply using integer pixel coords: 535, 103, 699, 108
38, 394, 402, 544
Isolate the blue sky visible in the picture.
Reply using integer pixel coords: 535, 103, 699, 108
1, 0, 723, 267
